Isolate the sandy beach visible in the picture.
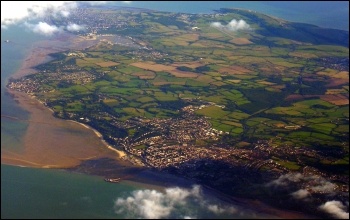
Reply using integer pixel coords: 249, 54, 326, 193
1, 90, 123, 168
1, 33, 120, 168
1, 31, 318, 219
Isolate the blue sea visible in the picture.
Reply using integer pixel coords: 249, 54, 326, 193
109, 1, 349, 31
1, 2, 348, 218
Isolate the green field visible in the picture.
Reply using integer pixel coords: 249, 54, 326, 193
13, 6, 348, 177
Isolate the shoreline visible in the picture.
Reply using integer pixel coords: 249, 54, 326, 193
2, 32, 121, 169
66, 119, 126, 158
10, 33, 99, 80
1, 90, 122, 169
1, 31, 319, 219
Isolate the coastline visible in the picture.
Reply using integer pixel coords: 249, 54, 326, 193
1, 31, 320, 219
2, 90, 121, 168
10, 33, 99, 80
1, 33, 121, 169
66, 119, 126, 158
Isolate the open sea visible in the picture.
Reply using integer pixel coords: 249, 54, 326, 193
109, 1, 349, 31
1, 2, 348, 218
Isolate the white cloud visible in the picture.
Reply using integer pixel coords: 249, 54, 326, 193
61, 10, 70, 17
265, 173, 350, 218
114, 185, 199, 219
210, 21, 224, 29
210, 19, 251, 32
319, 200, 349, 219
1, 1, 78, 26
266, 173, 337, 195
66, 23, 85, 31
114, 185, 243, 219
0, 1, 111, 28
1, 1, 130, 30
290, 189, 310, 200
24, 21, 62, 36
1, 1, 114, 32
86, 1, 108, 6
207, 204, 237, 214
227, 19, 251, 31
310, 180, 336, 193
266, 173, 304, 187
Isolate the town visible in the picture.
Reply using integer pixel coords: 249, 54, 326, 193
6, 5, 348, 218
7, 74, 349, 198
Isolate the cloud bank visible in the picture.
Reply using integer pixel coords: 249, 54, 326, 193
1, 1, 78, 27
210, 19, 251, 31
24, 21, 62, 36
266, 173, 337, 194
66, 23, 85, 32
266, 172, 304, 187
1, 1, 134, 34
319, 200, 349, 219
1, 1, 138, 28
290, 189, 310, 200
267, 173, 349, 218
114, 185, 244, 219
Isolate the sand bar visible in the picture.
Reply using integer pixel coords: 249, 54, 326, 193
2, 33, 121, 168
2, 90, 123, 168
1, 32, 319, 219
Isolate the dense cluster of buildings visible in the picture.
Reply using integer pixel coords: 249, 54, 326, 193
7, 70, 97, 94
7, 6, 347, 206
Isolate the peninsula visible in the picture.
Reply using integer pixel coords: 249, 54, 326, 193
5, 6, 349, 219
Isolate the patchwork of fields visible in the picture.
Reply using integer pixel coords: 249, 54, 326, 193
9, 7, 349, 176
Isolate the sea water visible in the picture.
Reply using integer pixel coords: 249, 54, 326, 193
1, 164, 142, 219
108, 1, 349, 31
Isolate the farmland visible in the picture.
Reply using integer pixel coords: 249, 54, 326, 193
7, 6, 349, 217
8, 5, 349, 171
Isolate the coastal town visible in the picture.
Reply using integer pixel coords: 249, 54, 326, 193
7, 74, 349, 198
4, 5, 348, 219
